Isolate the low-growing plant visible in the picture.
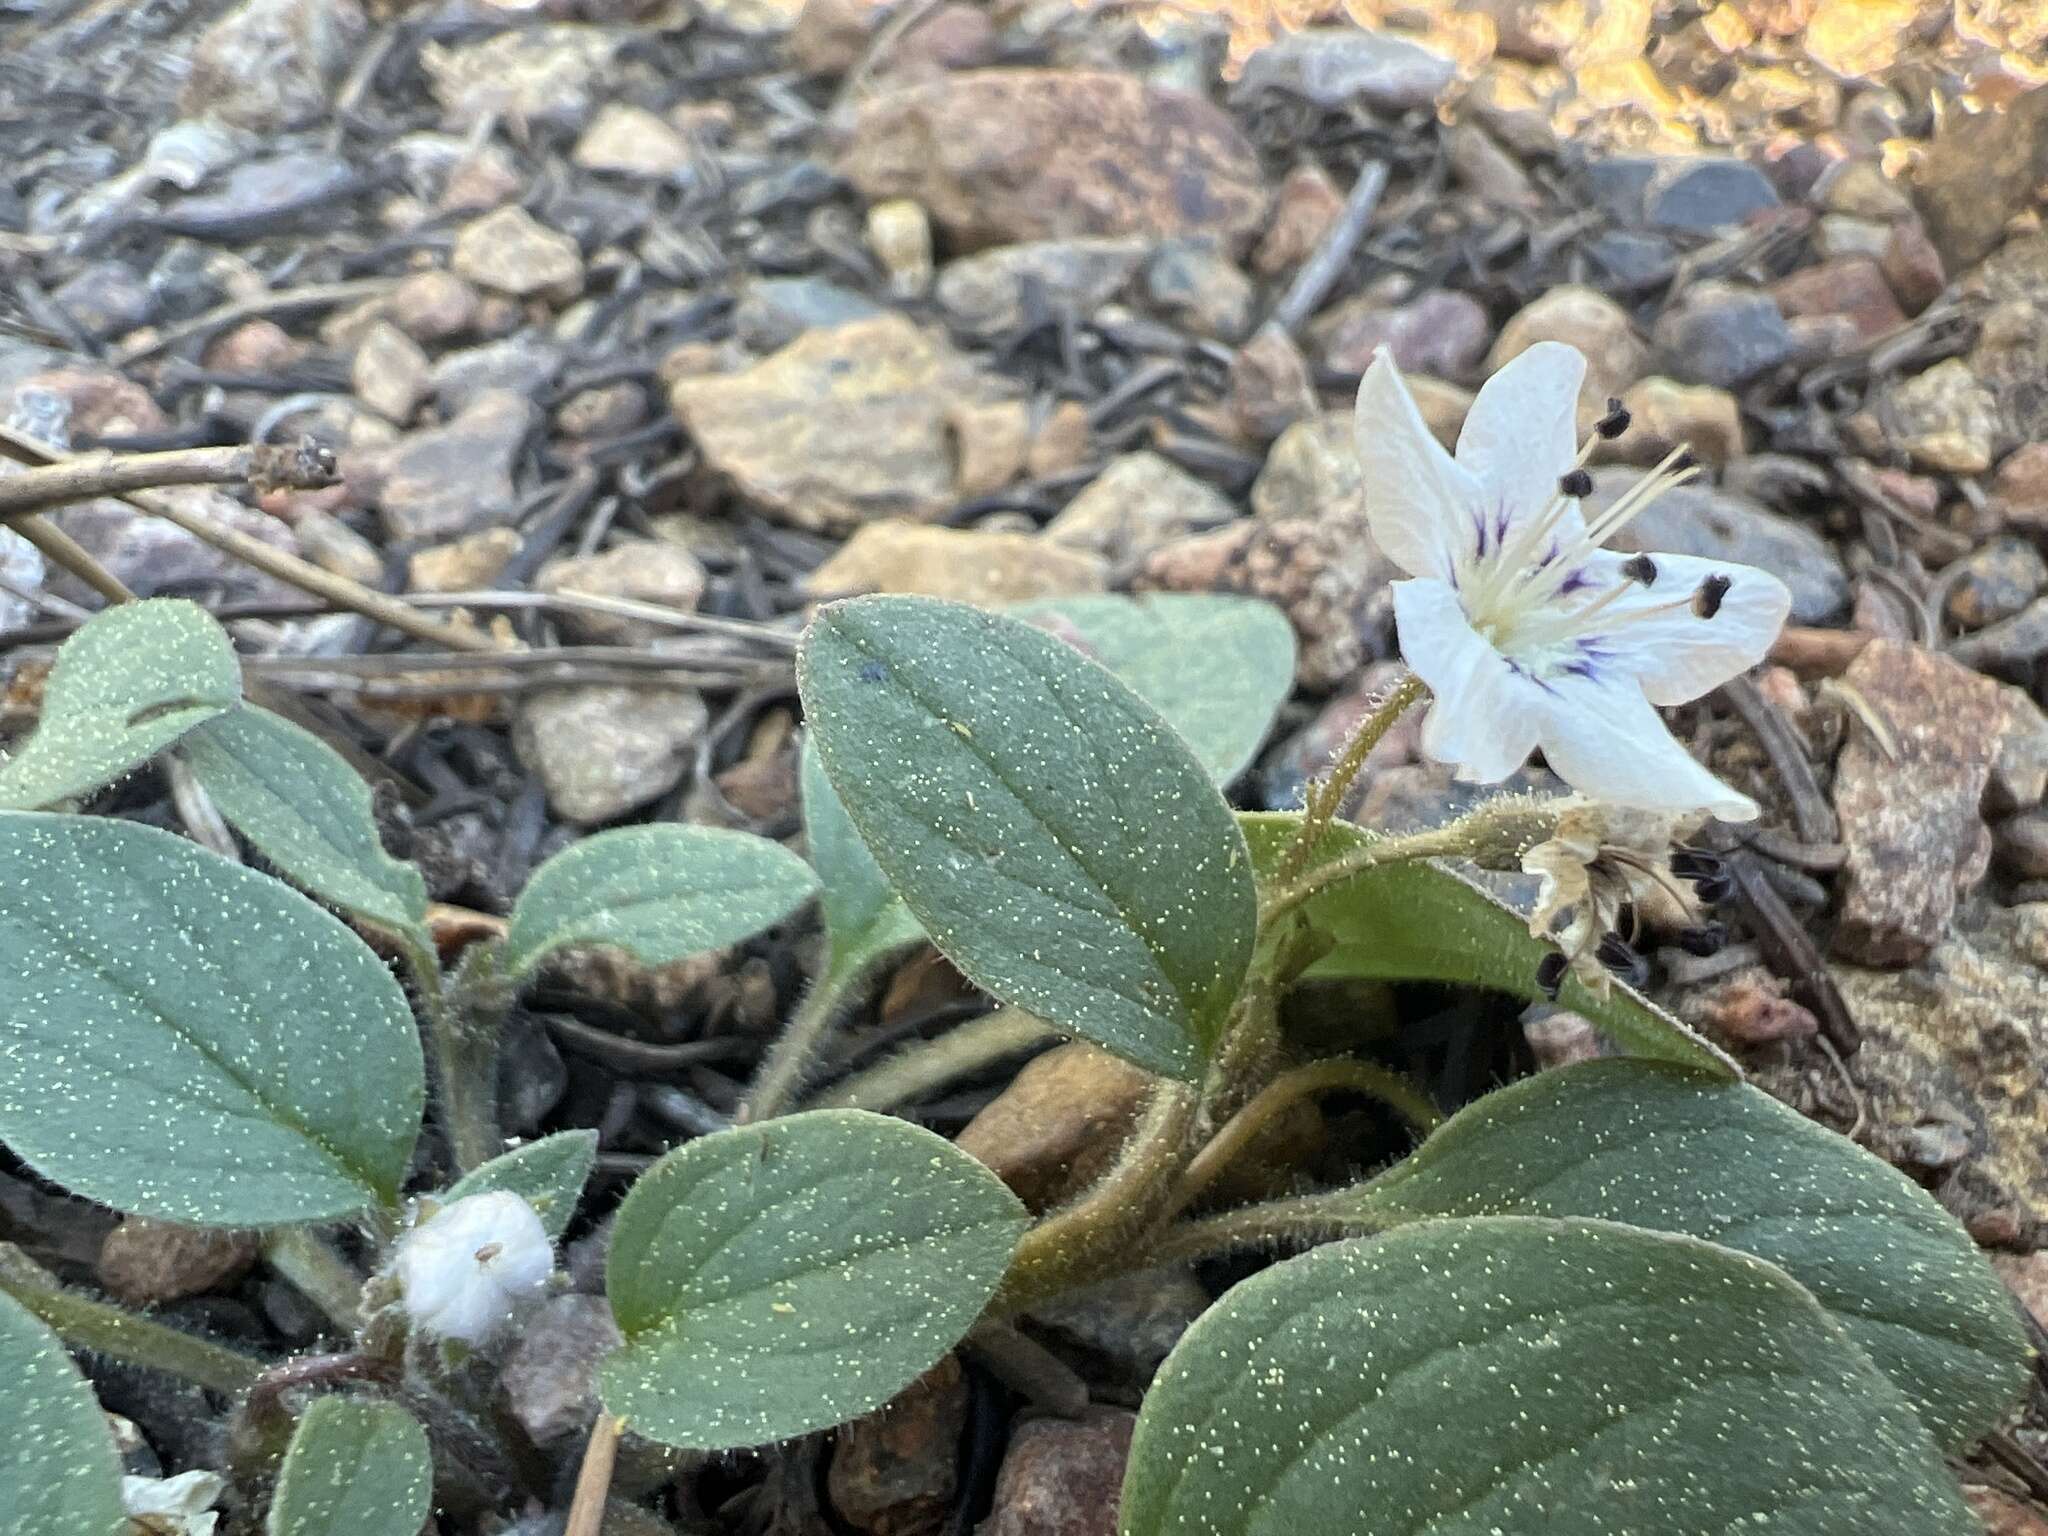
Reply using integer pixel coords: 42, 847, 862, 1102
0, 344, 2029, 1535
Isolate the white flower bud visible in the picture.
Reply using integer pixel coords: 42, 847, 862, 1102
392, 1191, 552, 1345
122, 1469, 226, 1535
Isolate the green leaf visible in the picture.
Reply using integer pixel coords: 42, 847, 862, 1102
503, 824, 819, 980
0, 813, 423, 1225
267, 1396, 431, 1536
601, 1108, 1029, 1450
444, 1129, 597, 1240
1239, 812, 1732, 1075
0, 1290, 125, 1536
799, 596, 1257, 1082
0, 599, 240, 812
1122, 1216, 1978, 1536
1346, 1059, 2031, 1451
1009, 594, 1296, 785
178, 705, 429, 948
801, 740, 925, 977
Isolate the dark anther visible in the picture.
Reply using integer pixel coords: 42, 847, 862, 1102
1692, 573, 1731, 620
1536, 951, 1569, 1000
1595, 399, 1631, 439
1676, 922, 1728, 957
1620, 553, 1658, 586
1692, 872, 1734, 906
1558, 468, 1594, 498
1595, 932, 1651, 988
1669, 848, 1723, 882
1673, 448, 1699, 474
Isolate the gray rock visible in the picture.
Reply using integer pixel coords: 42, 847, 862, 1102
1142, 239, 1254, 342
1235, 27, 1455, 110
535, 540, 709, 643
1583, 469, 1847, 625
1250, 411, 1361, 524
1643, 157, 1780, 234
1879, 357, 1999, 475
979, 1410, 1136, 1536
422, 25, 620, 133
180, 0, 367, 131
935, 239, 1149, 336
1651, 281, 1795, 387
431, 335, 563, 414
1043, 451, 1235, 565
733, 276, 882, 352
1311, 288, 1490, 379
158, 150, 355, 235
1022, 1268, 1209, 1396
352, 321, 430, 425
501, 1295, 623, 1443
1988, 687, 2048, 815
46, 487, 301, 606
828, 1356, 965, 1536
513, 684, 709, 824
355, 389, 536, 543
51, 262, 152, 339
1578, 156, 1659, 223
1944, 538, 2047, 632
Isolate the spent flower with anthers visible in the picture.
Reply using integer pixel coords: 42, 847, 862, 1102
1354, 340, 1791, 820
391, 1189, 553, 1345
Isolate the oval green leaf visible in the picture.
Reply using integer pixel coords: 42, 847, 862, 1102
1009, 594, 1296, 785
0, 812, 423, 1224
503, 824, 819, 979
267, 1396, 431, 1536
1239, 812, 1733, 1075
178, 705, 429, 948
1348, 1059, 2031, 1451
0, 598, 240, 812
799, 596, 1257, 1082
444, 1129, 597, 1240
801, 739, 925, 977
601, 1108, 1029, 1450
1123, 1216, 1978, 1536
0, 1290, 125, 1536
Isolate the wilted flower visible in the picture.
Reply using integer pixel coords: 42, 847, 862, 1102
122, 1470, 225, 1536
1354, 341, 1790, 820
391, 1190, 552, 1345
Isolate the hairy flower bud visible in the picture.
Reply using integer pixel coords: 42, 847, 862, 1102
392, 1191, 552, 1345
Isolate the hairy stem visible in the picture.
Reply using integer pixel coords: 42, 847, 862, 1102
1271, 671, 1427, 890
410, 944, 502, 1176
564, 1411, 624, 1536
1147, 1192, 1404, 1269
804, 1007, 1056, 1113
738, 961, 867, 1124
1165, 1058, 1440, 1223
0, 1243, 263, 1395
261, 1229, 364, 1335
991, 1082, 1200, 1317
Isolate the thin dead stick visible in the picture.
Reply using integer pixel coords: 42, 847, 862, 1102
563, 1411, 624, 1536
7, 514, 135, 603
110, 277, 397, 367
412, 589, 801, 648
0, 424, 502, 654
1270, 161, 1388, 334
0, 442, 340, 522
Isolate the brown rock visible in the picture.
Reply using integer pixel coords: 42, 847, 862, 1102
451, 206, 583, 301
1138, 516, 1385, 690
1250, 412, 1360, 524
873, 3, 998, 86
979, 1410, 1135, 1536
1884, 359, 1999, 475
202, 319, 304, 374
572, 103, 694, 180
1025, 402, 1092, 479
1312, 289, 1491, 380
1912, 86, 2048, 274
1044, 452, 1234, 566
6, 366, 167, 439
672, 315, 1012, 533
1964, 1486, 2048, 1536
502, 1295, 624, 1444
955, 1044, 1153, 1213
1992, 1250, 2048, 1334
1992, 443, 2048, 535
556, 382, 648, 440
790, 0, 892, 76
808, 522, 1106, 608
828, 1357, 966, 1536
293, 508, 386, 587
1970, 300, 2048, 454
536, 541, 708, 642
439, 144, 523, 213
408, 527, 521, 593
352, 321, 430, 425
1688, 969, 1820, 1047
1767, 257, 1905, 344
1612, 377, 1745, 467
354, 389, 535, 542
1988, 686, 2048, 814
869, 199, 935, 298
947, 399, 1032, 498
1227, 322, 1318, 442
839, 70, 1268, 252
1832, 641, 2013, 965
1880, 218, 1945, 315
97, 1218, 259, 1307
514, 685, 711, 825
1253, 162, 1344, 277
1524, 1010, 1606, 1068
387, 269, 480, 342
180, 0, 366, 131
423, 25, 619, 133
1487, 286, 1647, 426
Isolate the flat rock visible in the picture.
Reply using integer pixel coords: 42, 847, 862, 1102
807, 522, 1107, 606
452, 206, 583, 301
1312, 288, 1490, 379
1021, 1268, 1209, 1397
828, 1356, 965, 1536
1651, 280, 1795, 388
1612, 377, 1744, 467
408, 528, 520, 593
1234, 27, 1455, 110
839, 70, 1268, 252
98, 1218, 259, 1307
935, 239, 1149, 336
1768, 257, 1905, 345
514, 685, 710, 825
1642, 156, 1780, 233
1944, 538, 2047, 631
432, 335, 564, 414
352, 389, 535, 543
1142, 239, 1254, 342
536, 541, 708, 643
423, 25, 619, 133
573, 103, 695, 180
734, 276, 883, 352
45, 486, 301, 607
672, 315, 1012, 533
1487, 286, 1646, 424
955, 1044, 1152, 1214
1583, 468, 1848, 625
387, 269, 481, 343
352, 321, 430, 425
979, 1409, 1136, 1536
1832, 641, 2011, 966
502, 1295, 623, 1444
180, 0, 366, 131
1043, 452, 1234, 566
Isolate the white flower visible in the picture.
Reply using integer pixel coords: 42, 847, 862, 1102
1354, 341, 1791, 820
391, 1190, 553, 1345
122, 1469, 225, 1536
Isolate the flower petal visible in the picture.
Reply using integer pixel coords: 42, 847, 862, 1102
1355, 349, 1483, 581
1393, 578, 1543, 782
1456, 340, 1588, 537
1533, 671, 1759, 820
1578, 551, 1791, 705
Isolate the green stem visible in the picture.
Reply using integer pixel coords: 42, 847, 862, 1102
1147, 1191, 1403, 1269
1271, 671, 1427, 890
804, 1007, 1056, 1113
1164, 1058, 1440, 1223
739, 959, 868, 1124
990, 1081, 1199, 1317
262, 1229, 364, 1335
412, 943, 502, 1175
0, 1244, 263, 1395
